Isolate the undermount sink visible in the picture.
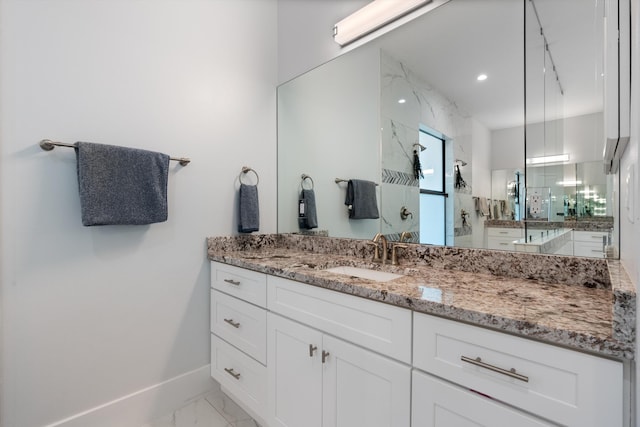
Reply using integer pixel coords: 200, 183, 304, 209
324, 266, 404, 282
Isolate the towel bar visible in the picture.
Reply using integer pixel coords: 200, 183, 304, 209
39, 139, 191, 166
335, 178, 378, 186
240, 166, 259, 185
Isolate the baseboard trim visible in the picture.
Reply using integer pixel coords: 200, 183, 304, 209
45, 365, 217, 427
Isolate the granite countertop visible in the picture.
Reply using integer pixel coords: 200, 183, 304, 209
208, 234, 635, 360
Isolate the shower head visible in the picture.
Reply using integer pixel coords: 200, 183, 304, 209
455, 159, 468, 166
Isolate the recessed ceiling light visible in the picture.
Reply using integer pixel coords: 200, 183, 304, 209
477, 74, 488, 81
398, 98, 406, 104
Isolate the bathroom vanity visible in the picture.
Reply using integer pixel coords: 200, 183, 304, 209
486, 219, 613, 257
207, 234, 635, 427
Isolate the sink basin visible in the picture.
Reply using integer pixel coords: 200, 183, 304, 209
325, 266, 403, 282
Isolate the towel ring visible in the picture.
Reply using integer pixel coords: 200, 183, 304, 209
240, 166, 259, 185
301, 174, 314, 190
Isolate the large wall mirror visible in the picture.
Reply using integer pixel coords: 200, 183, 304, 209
277, 0, 619, 259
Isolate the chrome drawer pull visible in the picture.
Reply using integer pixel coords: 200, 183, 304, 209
223, 278, 240, 286
460, 356, 529, 382
224, 367, 241, 380
309, 344, 318, 357
223, 318, 240, 328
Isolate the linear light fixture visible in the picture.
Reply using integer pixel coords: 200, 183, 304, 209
556, 180, 583, 186
333, 0, 433, 47
525, 154, 570, 165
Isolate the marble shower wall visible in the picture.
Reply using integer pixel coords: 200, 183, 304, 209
380, 50, 475, 245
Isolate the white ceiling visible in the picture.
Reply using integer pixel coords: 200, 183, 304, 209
373, 0, 604, 130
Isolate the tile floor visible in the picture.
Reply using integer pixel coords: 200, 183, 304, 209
142, 387, 260, 427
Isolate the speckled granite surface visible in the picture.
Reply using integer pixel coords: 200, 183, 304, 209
486, 218, 614, 231
207, 233, 635, 360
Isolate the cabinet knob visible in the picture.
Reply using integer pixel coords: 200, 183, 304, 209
322, 350, 330, 364
309, 344, 318, 357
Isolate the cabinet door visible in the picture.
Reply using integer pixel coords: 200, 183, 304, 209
268, 313, 323, 427
412, 370, 554, 427
322, 335, 411, 427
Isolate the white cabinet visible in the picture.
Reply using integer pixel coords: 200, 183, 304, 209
268, 312, 411, 427
267, 275, 412, 364
486, 227, 523, 251
210, 262, 268, 425
210, 261, 626, 427
412, 370, 554, 427
268, 313, 322, 427
573, 230, 609, 258
413, 312, 623, 426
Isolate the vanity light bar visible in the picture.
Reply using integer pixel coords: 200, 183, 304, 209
556, 180, 583, 186
333, 0, 433, 46
525, 154, 569, 165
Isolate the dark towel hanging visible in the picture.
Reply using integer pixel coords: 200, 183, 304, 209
454, 164, 467, 189
299, 189, 318, 229
75, 142, 170, 226
238, 183, 259, 233
413, 150, 424, 179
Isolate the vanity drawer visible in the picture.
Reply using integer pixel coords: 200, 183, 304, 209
487, 237, 518, 251
573, 241, 605, 258
413, 313, 623, 427
486, 227, 523, 238
211, 290, 267, 364
573, 230, 609, 242
211, 261, 267, 307
211, 334, 267, 420
267, 275, 411, 364
412, 370, 554, 427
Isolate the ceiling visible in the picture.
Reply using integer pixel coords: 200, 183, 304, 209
373, 0, 604, 130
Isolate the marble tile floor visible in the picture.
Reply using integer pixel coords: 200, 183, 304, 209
142, 388, 260, 427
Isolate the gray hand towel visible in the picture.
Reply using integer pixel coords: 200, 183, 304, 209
299, 189, 318, 229
238, 183, 259, 233
345, 179, 379, 219
75, 142, 170, 226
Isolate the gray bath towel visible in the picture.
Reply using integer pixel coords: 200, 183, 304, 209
299, 189, 318, 229
345, 179, 379, 219
238, 183, 259, 233
75, 142, 170, 226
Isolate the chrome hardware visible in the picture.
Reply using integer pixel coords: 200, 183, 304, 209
39, 139, 191, 165
223, 318, 240, 328
322, 350, 330, 363
460, 356, 529, 382
391, 244, 408, 266
309, 344, 318, 357
372, 233, 388, 264
224, 367, 241, 380
400, 206, 413, 220
223, 279, 240, 286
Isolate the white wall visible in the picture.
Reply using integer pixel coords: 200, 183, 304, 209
0, 1, 277, 426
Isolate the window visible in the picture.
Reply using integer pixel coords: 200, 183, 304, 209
419, 129, 446, 245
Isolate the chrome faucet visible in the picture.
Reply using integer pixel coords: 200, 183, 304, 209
371, 233, 388, 264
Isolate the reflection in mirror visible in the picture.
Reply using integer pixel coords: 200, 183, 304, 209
277, 0, 618, 258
